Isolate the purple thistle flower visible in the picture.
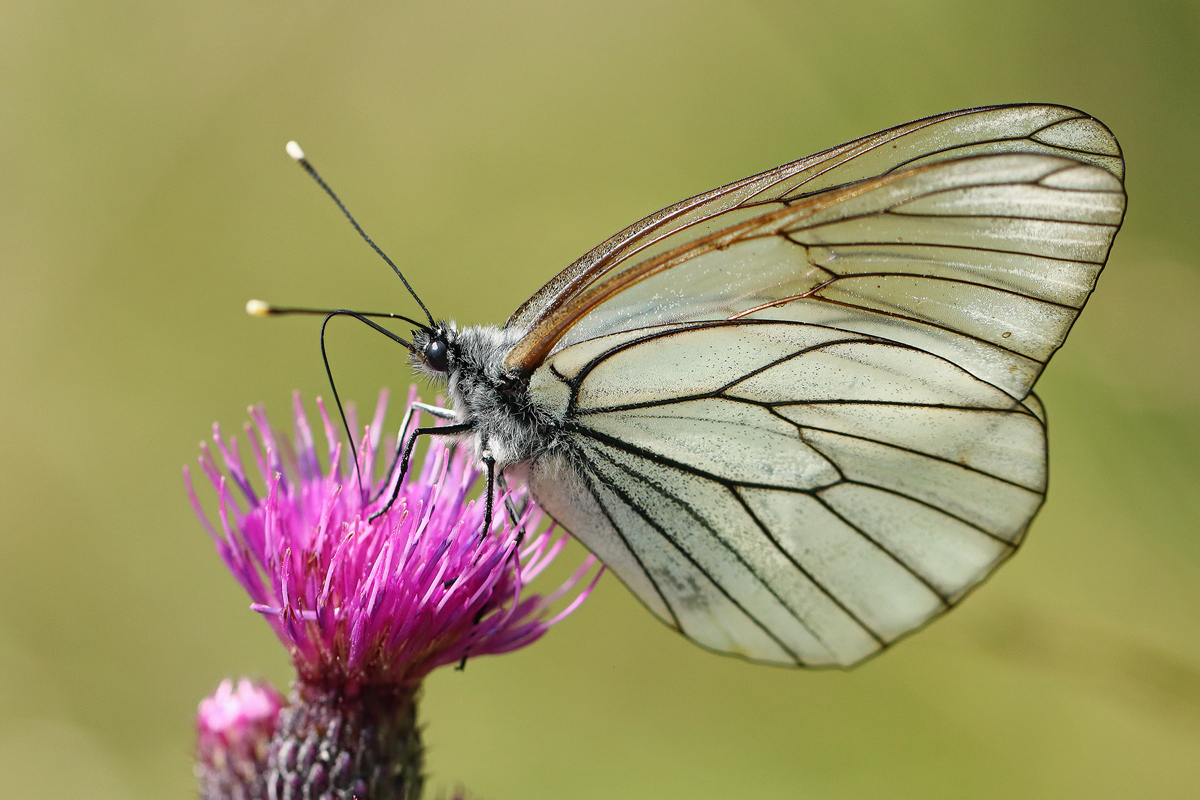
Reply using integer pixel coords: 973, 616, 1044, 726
195, 678, 284, 800
186, 388, 602, 799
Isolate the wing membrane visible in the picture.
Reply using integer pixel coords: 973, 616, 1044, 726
507, 104, 1122, 347
509, 152, 1124, 399
527, 322, 1042, 666
516, 108, 1124, 667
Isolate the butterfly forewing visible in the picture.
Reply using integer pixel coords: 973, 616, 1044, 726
515, 152, 1123, 399
508, 105, 1124, 667
505, 103, 1122, 370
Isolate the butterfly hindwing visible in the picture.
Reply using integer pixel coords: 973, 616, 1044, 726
527, 321, 1043, 666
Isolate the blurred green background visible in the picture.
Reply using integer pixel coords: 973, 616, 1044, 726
2, 1, 1199, 798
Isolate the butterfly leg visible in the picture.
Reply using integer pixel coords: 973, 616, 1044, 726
455, 599, 491, 672
369, 401, 461, 507
412, 402, 456, 420
450, 441, 496, 674
369, 420, 473, 521
372, 400, 419, 496
479, 434, 496, 541
496, 471, 528, 544
476, 439, 531, 545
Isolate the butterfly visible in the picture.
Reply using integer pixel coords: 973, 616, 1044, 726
260, 104, 1125, 668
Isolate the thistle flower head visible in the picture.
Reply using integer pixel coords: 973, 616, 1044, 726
186, 389, 601, 692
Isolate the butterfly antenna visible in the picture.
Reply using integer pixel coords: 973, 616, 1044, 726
248, 302, 427, 506
286, 141, 435, 327
246, 301, 425, 342
317, 312, 368, 505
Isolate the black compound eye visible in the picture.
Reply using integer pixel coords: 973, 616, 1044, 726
425, 339, 449, 372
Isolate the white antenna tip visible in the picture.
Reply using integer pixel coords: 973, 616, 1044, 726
285, 141, 305, 161
246, 299, 271, 317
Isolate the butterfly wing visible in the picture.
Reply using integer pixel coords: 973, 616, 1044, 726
513, 112, 1125, 667
511, 149, 1124, 399
506, 104, 1122, 358
528, 323, 1046, 666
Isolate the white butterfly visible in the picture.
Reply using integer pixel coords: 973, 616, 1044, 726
267, 104, 1125, 668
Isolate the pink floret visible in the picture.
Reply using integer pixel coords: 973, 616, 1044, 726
196, 678, 283, 764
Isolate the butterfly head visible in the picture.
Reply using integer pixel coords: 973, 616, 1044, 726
409, 321, 457, 380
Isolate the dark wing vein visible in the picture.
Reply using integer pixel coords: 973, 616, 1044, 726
829, 479, 1025, 547
767, 412, 1044, 493
574, 423, 839, 496
581, 443, 818, 661
802, 271, 1085, 312
577, 424, 934, 639
797, 237, 1108, 266
808, 492, 951, 605
573, 464, 682, 631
